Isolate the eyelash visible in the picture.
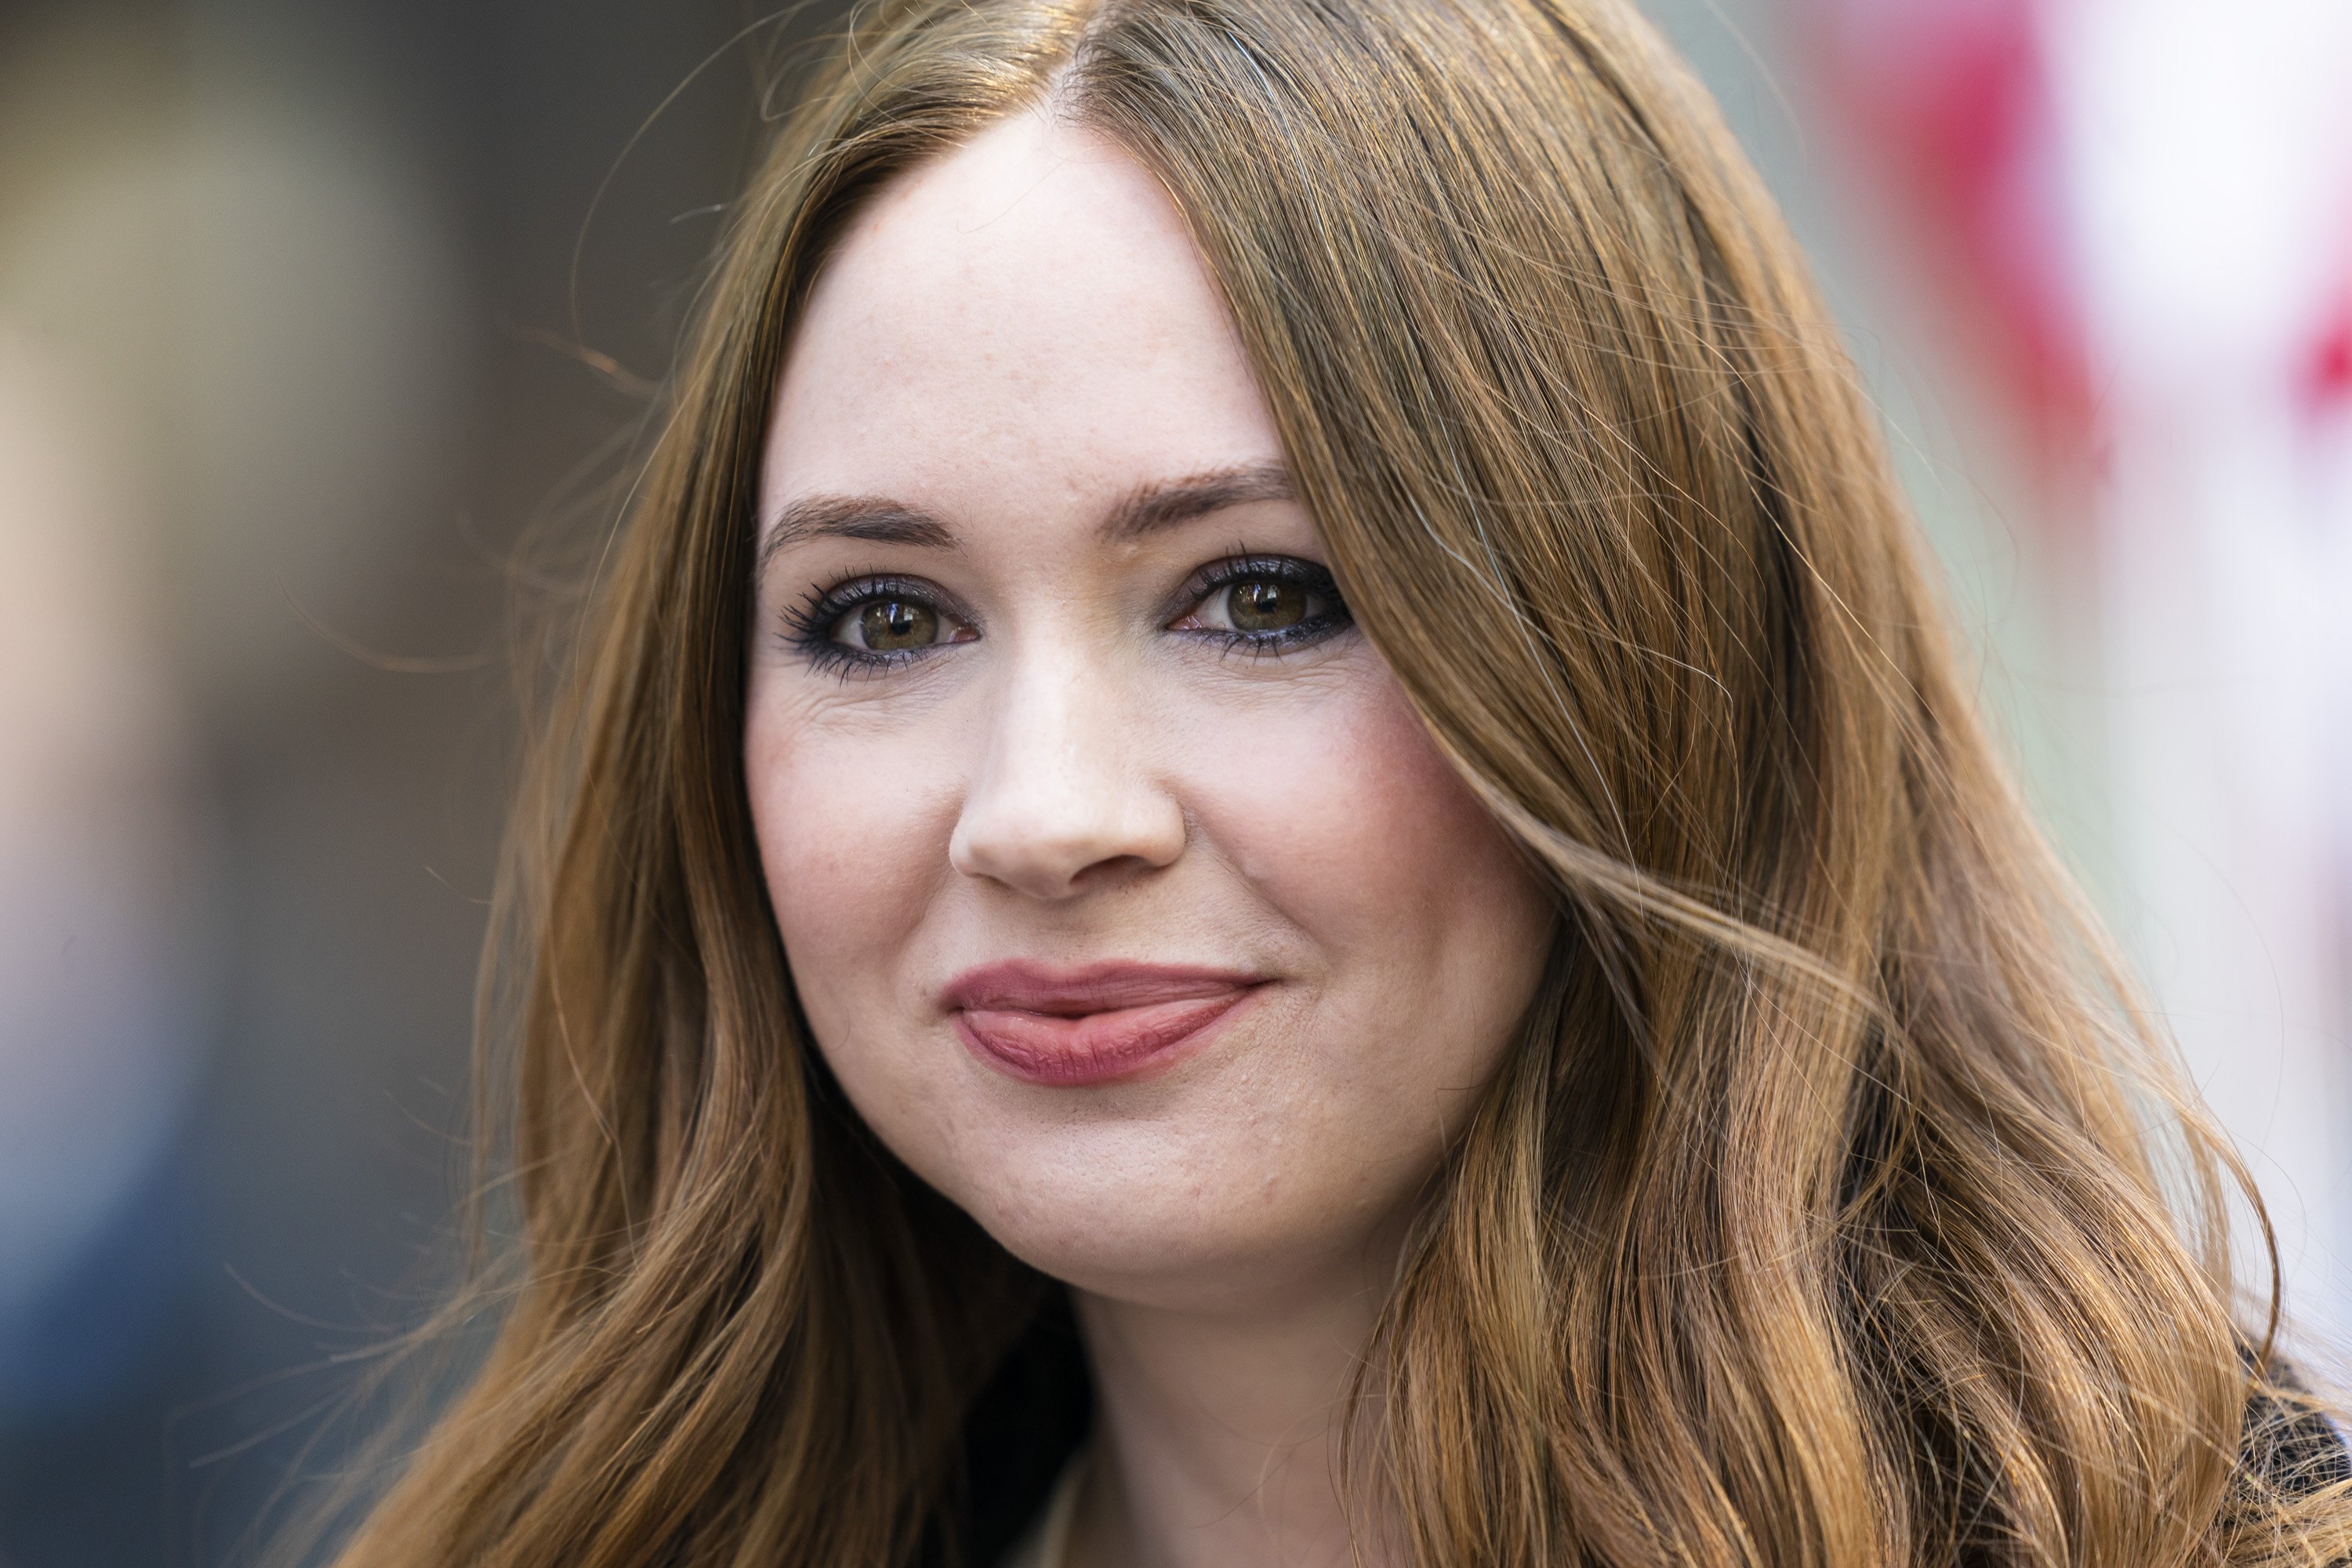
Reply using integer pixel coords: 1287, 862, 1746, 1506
1179, 554, 1355, 659
778, 555, 1353, 678
781, 572, 953, 680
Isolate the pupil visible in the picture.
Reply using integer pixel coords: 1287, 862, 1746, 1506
860, 598, 936, 651
1229, 579, 1305, 633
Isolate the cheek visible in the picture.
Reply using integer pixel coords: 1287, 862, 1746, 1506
742, 700, 953, 1043
1187, 667, 1552, 1033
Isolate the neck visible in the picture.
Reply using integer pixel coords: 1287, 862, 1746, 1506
1062, 1250, 1402, 1568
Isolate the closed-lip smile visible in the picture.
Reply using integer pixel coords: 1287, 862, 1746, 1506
942, 959, 1267, 1087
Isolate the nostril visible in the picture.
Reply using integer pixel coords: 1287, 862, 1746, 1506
1065, 850, 1170, 891
949, 800, 1185, 898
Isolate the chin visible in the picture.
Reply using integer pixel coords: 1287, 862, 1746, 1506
933, 1127, 1407, 1311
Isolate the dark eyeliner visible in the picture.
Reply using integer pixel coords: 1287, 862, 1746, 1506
1175, 553, 1353, 657
780, 572, 967, 678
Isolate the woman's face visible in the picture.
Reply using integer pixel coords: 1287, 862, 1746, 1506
746, 111, 1555, 1312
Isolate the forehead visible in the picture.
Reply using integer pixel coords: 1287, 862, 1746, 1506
762, 110, 1283, 513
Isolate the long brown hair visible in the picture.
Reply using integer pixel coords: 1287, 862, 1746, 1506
325, 0, 2352, 1563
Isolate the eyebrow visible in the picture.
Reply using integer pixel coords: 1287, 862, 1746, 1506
756, 459, 1295, 573
757, 498, 955, 571
1100, 459, 1294, 542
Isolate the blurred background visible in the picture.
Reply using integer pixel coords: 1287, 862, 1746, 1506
0, 0, 2346, 1562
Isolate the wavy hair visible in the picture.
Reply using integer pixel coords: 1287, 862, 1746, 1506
326, 0, 2352, 1563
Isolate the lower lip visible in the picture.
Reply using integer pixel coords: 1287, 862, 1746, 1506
955, 988, 1258, 1087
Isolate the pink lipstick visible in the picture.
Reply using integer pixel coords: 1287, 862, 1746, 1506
942, 960, 1264, 1087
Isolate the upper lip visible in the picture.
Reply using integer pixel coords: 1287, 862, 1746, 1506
941, 959, 1265, 1016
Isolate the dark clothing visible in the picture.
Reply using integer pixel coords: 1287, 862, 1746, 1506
936, 1294, 1094, 1568
2244, 1361, 2352, 1497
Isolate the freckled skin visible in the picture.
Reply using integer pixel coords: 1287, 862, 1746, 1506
743, 111, 1556, 1318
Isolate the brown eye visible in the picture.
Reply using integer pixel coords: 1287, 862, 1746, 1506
854, 597, 939, 652
1171, 557, 1349, 652
1225, 578, 1307, 632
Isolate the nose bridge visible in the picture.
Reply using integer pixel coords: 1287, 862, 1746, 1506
949, 627, 1182, 897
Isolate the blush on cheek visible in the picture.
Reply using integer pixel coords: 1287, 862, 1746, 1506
1218, 671, 1534, 931
743, 719, 955, 1043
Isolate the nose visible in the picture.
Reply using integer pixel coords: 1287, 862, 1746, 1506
948, 645, 1185, 899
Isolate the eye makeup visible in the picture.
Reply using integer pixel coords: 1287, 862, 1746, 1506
779, 571, 978, 679
1163, 554, 1353, 659
777, 553, 1354, 679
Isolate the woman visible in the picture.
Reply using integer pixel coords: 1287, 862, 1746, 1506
327, 0, 2352, 1563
